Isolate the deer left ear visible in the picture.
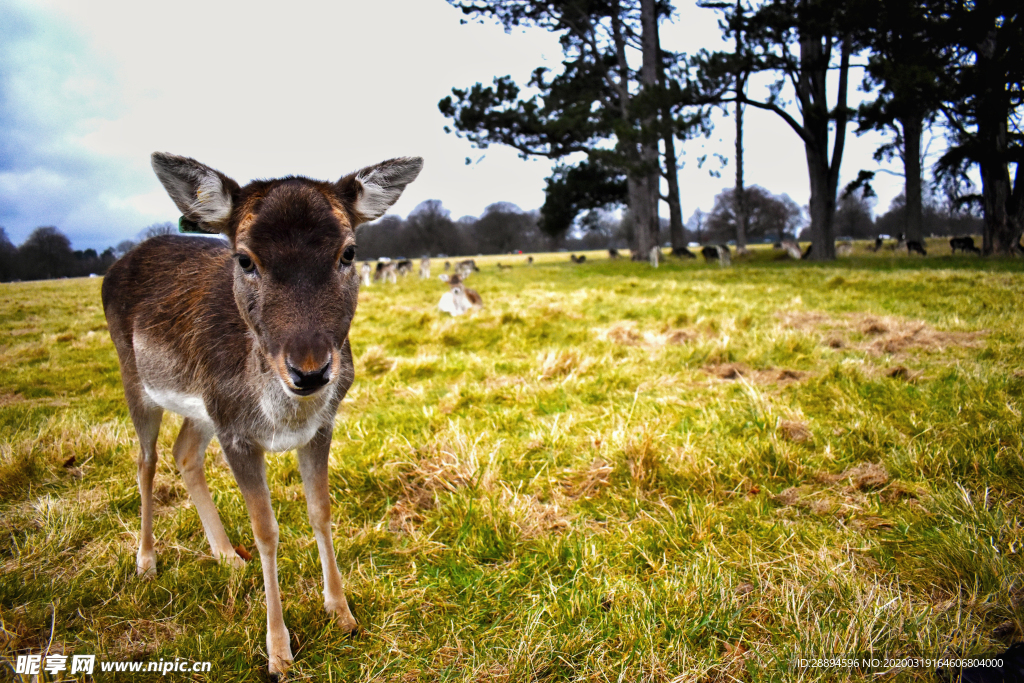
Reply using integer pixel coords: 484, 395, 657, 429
336, 156, 423, 225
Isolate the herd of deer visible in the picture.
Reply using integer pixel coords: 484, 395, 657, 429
102, 152, 980, 679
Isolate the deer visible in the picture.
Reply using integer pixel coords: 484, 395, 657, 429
102, 151, 423, 679
375, 259, 398, 283
360, 262, 373, 287
438, 273, 483, 315
419, 257, 431, 279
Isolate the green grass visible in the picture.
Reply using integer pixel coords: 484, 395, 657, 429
2, 240, 1023, 681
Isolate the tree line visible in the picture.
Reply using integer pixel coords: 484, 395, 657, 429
0, 226, 117, 282
356, 185, 981, 259
2, 185, 984, 283
439, 0, 1020, 258
0, 223, 180, 283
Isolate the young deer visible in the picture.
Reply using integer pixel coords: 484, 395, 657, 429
437, 273, 482, 315
102, 152, 422, 679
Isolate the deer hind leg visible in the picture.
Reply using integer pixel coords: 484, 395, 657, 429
129, 404, 163, 577
298, 432, 358, 632
172, 419, 242, 567
227, 447, 292, 679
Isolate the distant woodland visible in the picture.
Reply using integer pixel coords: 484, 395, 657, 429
0, 181, 985, 281
439, 0, 1020, 258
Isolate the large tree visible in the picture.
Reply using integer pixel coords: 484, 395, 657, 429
705, 185, 804, 242
846, 0, 949, 247
935, 0, 1022, 254
690, 0, 856, 260
698, 0, 756, 252
18, 226, 75, 280
439, 0, 685, 257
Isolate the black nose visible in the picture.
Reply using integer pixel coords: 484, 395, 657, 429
286, 359, 331, 394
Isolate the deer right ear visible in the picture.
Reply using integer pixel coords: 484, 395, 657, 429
151, 152, 239, 234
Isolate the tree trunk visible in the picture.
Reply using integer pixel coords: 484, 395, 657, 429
639, 0, 661, 252
977, 91, 1013, 255
611, 1, 658, 257
628, 176, 657, 256
733, 0, 748, 253
806, 144, 836, 259
663, 132, 685, 249
974, 25, 1015, 255
656, 12, 685, 250
735, 71, 748, 251
799, 35, 835, 260
796, 30, 849, 261
901, 114, 924, 244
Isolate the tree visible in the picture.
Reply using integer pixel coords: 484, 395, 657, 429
846, 0, 949, 248
935, 0, 1023, 254
18, 226, 75, 280
439, 0, 687, 257
692, 0, 857, 259
705, 185, 805, 242
0, 228, 16, 282
115, 240, 137, 257
833, 187, 875, 238
699, 0, 757, 251
140, 222, 177, 240
475, 202, 542, 254
404, 200, 464, 256
687, 207, 708, 243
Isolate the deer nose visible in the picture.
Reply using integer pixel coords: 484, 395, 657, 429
285, 357, 332, 394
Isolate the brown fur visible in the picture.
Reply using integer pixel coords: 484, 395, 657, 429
103, 152, 422, 679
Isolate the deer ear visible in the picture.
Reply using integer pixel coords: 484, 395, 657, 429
337, 156, 423, 225
151, 152, 239, 234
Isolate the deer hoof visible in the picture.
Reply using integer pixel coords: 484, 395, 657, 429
268, 655, 292, 682
218, 551, 246, 569
267, 629, 292, 680
136, 551, 156, 578
327, 602, 359, 633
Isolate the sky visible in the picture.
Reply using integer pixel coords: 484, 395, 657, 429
0, 0, 908, 252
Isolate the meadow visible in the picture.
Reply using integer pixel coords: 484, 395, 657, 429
1, 239, 1023, 681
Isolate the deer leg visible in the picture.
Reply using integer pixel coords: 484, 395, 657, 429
172, 419, 241, 567
129, 404, 163, 578
226, 446, 292, 679
298, 430, 358, 632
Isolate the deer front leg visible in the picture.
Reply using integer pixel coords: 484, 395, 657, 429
172, 418, 242, 567
225, 445, 292, 679
298, 429, 358, 632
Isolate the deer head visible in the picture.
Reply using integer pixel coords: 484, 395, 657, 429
151, 152, 423, 397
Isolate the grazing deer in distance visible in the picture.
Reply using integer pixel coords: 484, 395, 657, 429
361, 262, 373, 286
419, 257, 431, 278
102, 151, 422, 679
375, 259, 398, 283
454, 258, 479, 279
438, 273, 483, 315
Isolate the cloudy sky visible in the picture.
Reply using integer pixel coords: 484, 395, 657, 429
0, 0, 905, 252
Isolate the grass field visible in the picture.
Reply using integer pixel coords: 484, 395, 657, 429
2, 239, 1023, 681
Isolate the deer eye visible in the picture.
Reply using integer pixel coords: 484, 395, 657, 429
340, 245, 356, 267
235, 253, 257, 275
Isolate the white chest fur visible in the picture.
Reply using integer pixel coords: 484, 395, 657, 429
255, 384, 335, 452
143, 385, 213, 425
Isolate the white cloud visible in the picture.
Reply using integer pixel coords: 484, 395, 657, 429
2, 0, 912, 250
